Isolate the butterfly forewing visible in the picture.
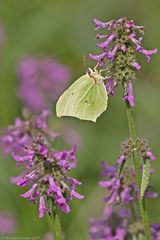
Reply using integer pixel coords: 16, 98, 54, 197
56, 74, 108, 122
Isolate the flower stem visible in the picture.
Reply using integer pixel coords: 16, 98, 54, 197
53, 207, 63, 240
125, 102, 151, 240
46, 206, 63, 240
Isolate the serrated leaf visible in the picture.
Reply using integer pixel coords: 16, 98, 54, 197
140, 158, 151, 199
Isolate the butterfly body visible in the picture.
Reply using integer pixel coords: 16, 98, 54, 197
56, 69, 108, 122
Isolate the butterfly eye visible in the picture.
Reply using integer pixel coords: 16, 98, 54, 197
85, 100, 88, 103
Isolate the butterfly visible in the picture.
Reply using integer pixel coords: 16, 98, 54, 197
56, 68, 108, 122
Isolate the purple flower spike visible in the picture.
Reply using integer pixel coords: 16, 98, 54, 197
90, 17, 157, 104
146, 151, 156, 160
123, 82, 135, 108
39, 196, 48, 218
11, 133, 83, 217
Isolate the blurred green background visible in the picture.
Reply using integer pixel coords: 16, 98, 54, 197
0, 0, 159, 239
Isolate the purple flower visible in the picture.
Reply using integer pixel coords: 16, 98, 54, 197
39, 196, 48, 218
105, 77, 117, 95
128, 33, 141, 48
21, 184, 38, 201
121, 44, 126, 53
96, 33, 115, 48
93, 18, 107, 30
132, 62, 141, 70
146, 151, 156, 160
117, 155, 125, 164
17, 57, 71, 111
107, 45, 119, 61
123, 82, 135, 108
137, 48, 158, 62
89, 52, 107, 66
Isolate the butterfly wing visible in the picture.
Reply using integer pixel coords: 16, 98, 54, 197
56, 75, 94, 117
56, 75, 108, 122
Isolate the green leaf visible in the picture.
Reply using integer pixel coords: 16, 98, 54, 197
140, 158, 151, 199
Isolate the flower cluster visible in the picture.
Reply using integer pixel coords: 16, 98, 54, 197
11, 134, 83, 217
17, 57, 71, 112
0, 109, 59, 155
89, 17, 157, 107
118, 137, 156, 164
89, 138, 158, 239
100, 159, 156, 208
0, 109, 83, 218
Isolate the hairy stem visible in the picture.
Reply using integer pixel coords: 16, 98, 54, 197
53, 207, 63, 240
125, 102, 151, 240
46, 205, 63, 240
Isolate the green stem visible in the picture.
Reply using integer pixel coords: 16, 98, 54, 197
46, 206, 63, 240
125, 102, 151, 240
53, 207, 63, 240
